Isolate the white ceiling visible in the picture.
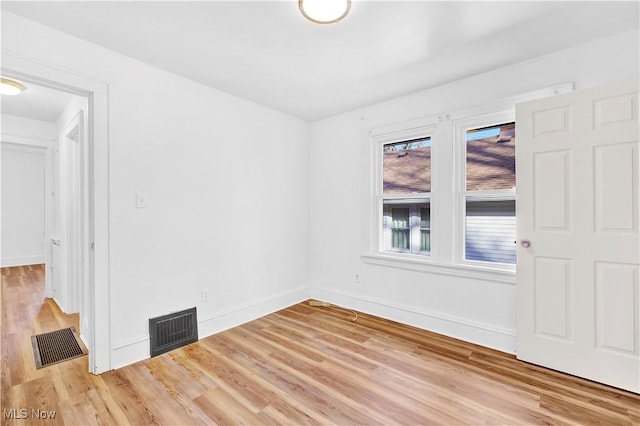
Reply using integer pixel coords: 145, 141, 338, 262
1, 80, 77, 123
2, 1, 639, 121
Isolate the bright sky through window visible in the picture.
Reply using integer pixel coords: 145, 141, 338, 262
466, 127, 500, 141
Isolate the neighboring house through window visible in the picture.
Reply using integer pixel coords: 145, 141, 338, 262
382, 137, 432, 255
464, 121, 516, 265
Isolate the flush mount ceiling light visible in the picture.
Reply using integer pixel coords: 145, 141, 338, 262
299, 0, 351, 24
0, 77, 26, 96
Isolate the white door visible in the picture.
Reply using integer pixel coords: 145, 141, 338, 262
516, 79, 639, 394
47, 111, 84, 314
49, 137, 65, 304
63, 112, 83, 313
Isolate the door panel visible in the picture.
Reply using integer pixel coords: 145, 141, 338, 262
533, 150, 571, 230
516, 79, 639, 393
595, 262, 638, 354
534, 257, 571, 340
594, 143, 638, 232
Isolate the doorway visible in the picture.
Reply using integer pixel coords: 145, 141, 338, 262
2, 53, 111, 374
2, 80, 89, 348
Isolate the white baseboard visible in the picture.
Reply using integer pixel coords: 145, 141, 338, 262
110, 284, 516, 370
110, 285, 311, 370
197, 286, 310, 338
1, 255, 45, 268
310, 286, 516, 354
111, 336, 148, 370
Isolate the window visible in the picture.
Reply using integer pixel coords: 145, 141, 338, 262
463, 122, 516, 265
365, 84, 571, 278
381, 137, 431, 255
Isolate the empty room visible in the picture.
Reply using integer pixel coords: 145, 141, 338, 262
1, 1, 639, 424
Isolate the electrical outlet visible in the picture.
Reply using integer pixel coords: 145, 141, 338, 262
201, 289, 209, 302
136, 192, 148, 209
355, 273, 360, 283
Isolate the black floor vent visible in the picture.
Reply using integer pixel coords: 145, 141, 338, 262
31, 327, 88, 369
149, 307, 198, 357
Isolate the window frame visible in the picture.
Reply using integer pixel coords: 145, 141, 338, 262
454, 110, 517, 271
371, 120, 437, 260
363, 83, 574, 282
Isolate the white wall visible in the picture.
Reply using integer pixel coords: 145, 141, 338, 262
1, 143, 46, 267
1, 114, 57, 147
1, 115, 55, 267
2, 11, 310, 369
3, 9, 638, 369
308, 29, 640, 353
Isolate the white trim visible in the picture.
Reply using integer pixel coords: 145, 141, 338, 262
309, 286, 516, 354
0, 141, 47, 155
369, 120, 438, 143
111, 286, 310, 369
1, 255, 45, 268
360, 253, 516, 284
1, 135, 52, 149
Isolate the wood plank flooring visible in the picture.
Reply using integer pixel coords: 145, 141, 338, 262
2, 264, 639, 425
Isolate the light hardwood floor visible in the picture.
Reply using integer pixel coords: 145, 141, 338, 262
2, 264, 639, 425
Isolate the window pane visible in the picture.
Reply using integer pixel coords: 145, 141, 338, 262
465, 200, 516, 264
383, 137, 431, 194
382, 201, 430, 254
392, 207, 409, 228
466, 123, 515, 191
420, 207, 430, 252
391, 208, 410, 250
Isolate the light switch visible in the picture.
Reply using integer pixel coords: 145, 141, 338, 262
136, 192, 148, 209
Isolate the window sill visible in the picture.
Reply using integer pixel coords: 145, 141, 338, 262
360, 253, 516, 284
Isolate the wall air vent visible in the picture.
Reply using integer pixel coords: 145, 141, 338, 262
149, 307, 198, 357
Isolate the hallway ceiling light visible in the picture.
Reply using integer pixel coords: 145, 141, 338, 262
299, 0, 351, 24
0, 78, 26, 96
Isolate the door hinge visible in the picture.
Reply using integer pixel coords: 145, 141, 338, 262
90, 242, 95, 251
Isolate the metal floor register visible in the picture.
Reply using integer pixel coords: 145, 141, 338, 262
31, 327, 88, 369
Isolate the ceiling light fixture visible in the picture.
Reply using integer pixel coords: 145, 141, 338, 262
0, 78, 26, 96
299, 0, 351, 24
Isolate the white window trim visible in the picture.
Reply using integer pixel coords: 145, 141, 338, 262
370, 118, 438, 260
360, 252, 516, 283
362, 83, 574, 283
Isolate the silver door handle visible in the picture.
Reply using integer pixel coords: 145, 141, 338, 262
51, 238, 61, 246
521, 240, 532, 248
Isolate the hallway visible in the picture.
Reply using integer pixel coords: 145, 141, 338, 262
1, 265, 93, 425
